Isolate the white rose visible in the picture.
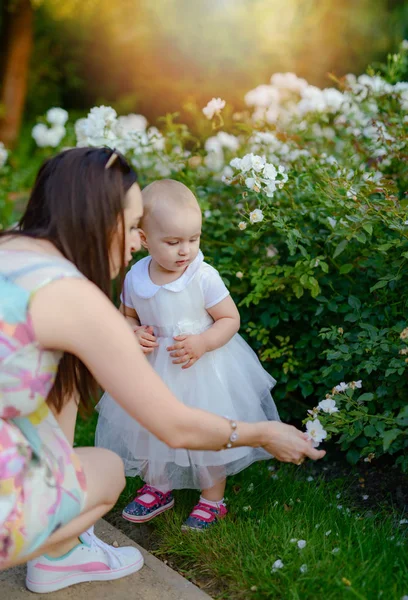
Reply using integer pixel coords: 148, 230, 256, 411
263, 163, 277, 180
89, 105, 117, 126
334, 382, 348, 393
250, 154, 266, 172
202, 97, 226, 120
317, 399, 339, 414
32, 123, 49, 147
239, 154, 254, 173
305, 418, 327, 447
46, 125, 66, 148
249, 208, 264, 224
46, 107, 69, 126
205, 136, 222, 153
115, 114, 147, 136
265, 181, 277, 198
230, 157, 242, 170
245, 177, 257, 190
75, 118, 89, 146
217, 131, 240, 151
238, 221, 247, 230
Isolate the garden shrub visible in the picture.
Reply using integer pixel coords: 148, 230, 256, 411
2, 44, 408, 469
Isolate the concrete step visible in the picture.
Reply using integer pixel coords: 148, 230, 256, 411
0, 519, 213, 600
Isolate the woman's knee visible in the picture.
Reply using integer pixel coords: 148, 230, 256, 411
101, 450, 126, 502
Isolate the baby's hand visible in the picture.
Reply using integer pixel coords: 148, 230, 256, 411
134, 325, 158, 355
167, 334, 207, 369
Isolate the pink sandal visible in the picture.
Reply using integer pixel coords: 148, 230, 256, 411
181, 501, 228, 531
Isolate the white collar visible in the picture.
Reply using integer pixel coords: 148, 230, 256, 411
130, 250, 204, 299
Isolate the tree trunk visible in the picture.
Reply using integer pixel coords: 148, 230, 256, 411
0, 0, 34, 148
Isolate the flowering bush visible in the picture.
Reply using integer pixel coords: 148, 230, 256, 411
3, 43, 408, 469
303, 379, 408, 467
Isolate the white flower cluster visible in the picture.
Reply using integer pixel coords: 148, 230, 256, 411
229, 153, 288, 198
74, 106, 178, 176
244, 71, 407, 185
304, 380, 363, 446
32, 107, 68, 148
245, 72, 345, 124
202, 97, 226, 120
0, 142, 8, 169
245, 72, 309, 124
204, 131, 240, 172
332, 380, 362, 393
248, 131, 311, 167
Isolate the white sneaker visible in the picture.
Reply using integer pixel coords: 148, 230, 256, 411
26, 527, 144, 593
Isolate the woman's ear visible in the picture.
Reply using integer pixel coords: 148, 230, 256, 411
139, 228, 149, 249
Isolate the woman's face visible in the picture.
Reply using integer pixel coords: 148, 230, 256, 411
109, 183, 143, 278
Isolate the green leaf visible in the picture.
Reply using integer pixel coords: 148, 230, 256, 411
370, 280, 388, 292
364, 425, 377, 438
339, 263, 354, 274
333, 239, 349, 259
348, 296, 361, 310
357, 393, 374, 402
378, 243, 393, 252
362, 223, 373, 235
396, 406, 408, 426
355, 232, 367, 244
346, 449, 360, 464
382, 429, 402, 451
344, 312, 359, 322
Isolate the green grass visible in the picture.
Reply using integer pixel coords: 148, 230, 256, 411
75, 415, 408, 600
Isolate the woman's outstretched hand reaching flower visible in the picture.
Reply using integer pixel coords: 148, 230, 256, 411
261, 421, 326, 464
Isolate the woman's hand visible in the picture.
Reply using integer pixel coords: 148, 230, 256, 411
167, 334, 207, 369
134, 325, 158, 355
260, 421, 326, 464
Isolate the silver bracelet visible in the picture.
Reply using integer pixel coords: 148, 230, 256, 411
223, 416, 239, 449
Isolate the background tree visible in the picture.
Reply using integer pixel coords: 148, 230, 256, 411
0, 0, 34, 147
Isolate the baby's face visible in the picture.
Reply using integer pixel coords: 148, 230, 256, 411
144, 203, 202, 273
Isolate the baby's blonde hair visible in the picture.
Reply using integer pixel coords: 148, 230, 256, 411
141, 179, 200, 229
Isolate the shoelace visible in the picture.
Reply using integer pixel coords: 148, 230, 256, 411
83, 527, 122, 569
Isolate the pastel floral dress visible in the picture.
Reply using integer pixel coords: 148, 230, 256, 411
0, 251, 87, 566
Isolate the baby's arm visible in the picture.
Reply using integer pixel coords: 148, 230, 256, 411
120, 303, 158, 355
167, 296, 240, 369
203, 296, 240, 350
120, 303, 140, 329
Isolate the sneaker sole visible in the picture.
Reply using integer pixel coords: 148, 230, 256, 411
122, 498, 175, 523
25, 555, 144, 594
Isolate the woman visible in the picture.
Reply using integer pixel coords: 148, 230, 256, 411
0, 147, 324, 593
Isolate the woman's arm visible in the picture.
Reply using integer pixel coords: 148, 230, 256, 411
30, 278, 324, 463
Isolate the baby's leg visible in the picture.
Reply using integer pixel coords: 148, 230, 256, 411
201, 478, 226, 503
181, 468, 227, 531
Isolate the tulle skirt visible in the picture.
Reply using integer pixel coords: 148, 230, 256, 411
95, 333, 279, 490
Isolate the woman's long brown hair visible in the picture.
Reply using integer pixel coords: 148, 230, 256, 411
2, 147, 138, 413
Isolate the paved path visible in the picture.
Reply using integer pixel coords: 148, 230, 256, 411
0, 519, 213, 600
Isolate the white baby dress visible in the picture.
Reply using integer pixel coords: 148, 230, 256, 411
95, 251, 280, 490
